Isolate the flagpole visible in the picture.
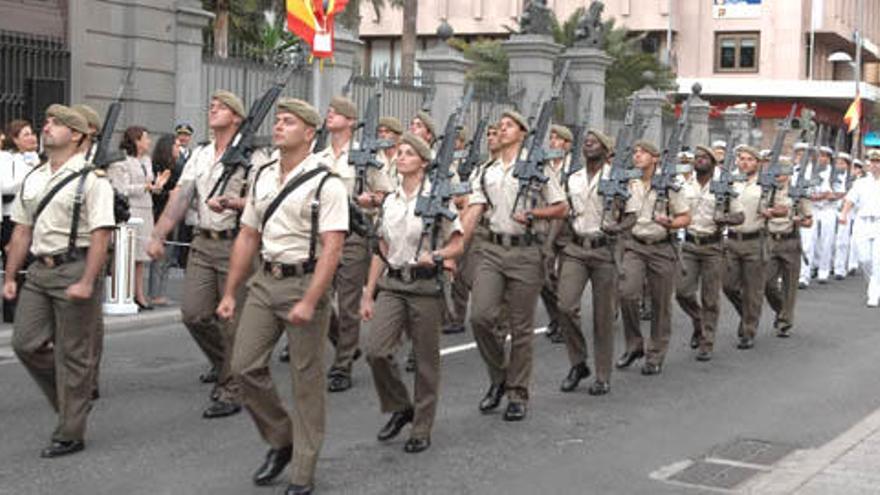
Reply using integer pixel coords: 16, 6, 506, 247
854, 0, 863, 156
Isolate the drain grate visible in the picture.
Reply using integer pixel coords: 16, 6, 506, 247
668, 460, 762, 490
709, 438, 795, 466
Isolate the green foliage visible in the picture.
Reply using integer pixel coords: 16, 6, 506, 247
551, 7, 584, 47
338, 0, 404, 32
448, 38, 509, 95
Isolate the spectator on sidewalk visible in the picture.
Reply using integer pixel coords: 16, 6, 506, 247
147, 135, 183, 306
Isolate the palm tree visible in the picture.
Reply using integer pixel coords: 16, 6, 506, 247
400, 0, 418, 82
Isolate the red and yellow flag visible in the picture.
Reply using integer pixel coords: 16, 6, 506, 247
286, 0, 350, 62
844, 93, 862, 133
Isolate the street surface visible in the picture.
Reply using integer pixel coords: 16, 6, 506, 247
1, 276, 878, 494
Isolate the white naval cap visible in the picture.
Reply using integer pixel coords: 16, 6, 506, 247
793, 142, 809, 151
711, 140, 727, 149
819, 145, 834, 155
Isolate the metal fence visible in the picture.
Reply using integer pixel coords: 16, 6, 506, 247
0, 30, 69, 131
349, 75, 431, 128
201, 56, 312, 139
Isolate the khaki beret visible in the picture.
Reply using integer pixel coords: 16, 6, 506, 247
72, 104, 101, 134
400, 132, 432, 162
378, 116, 403, 135
633, 139, 660, 157
836, 152, 853, 163
212, 90, 245, 118
587, 128, 613, 151
277, 98, 321, 128
867, 149, 880, 161
737, 145, 761, 159
501, 110, 529, 133
550, 124, 573, 142
694, 145, 718, 164
330, 96, 357, 120
415, 111, 437, 138
46, 104, 90, 135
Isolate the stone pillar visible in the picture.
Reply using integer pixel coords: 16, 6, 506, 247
312, 27, 363, 113
723, 107, 753, 147
559, 46, 612, 127
174, 2, 214, 139
687, 94, 710, 149
632, 86, 666, 147
416, 30, 472, 128
503, 34, 563, 120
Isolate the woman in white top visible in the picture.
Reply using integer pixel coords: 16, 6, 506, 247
109, 126, 168, 310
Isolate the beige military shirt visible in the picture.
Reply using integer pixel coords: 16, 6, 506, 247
767, 183, 813, 234
378, 182, 462, 269
470, 156, 566, 236
177, 141, 250, 231
378, 150, 399, 187
12, 153, 116, 256
546, 154, 570, 186
683, 178, 745, 236
241, 154, 349, 264
566, 164, 639, 237
630, 179, 690, 241
731, 176, 763, 233
315, 140, 393, 196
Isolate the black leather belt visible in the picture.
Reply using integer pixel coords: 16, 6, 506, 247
685, 232, 722, 245
387, 266, 438, 282
37, 248, 87, 268
489, 232, 542, 247
572, 234, 609, 249
727, 230, 762, 242
199, 228, 238, 240
769, 230, 799, 242
262, 259, 316, 279
632, 235, 673, 246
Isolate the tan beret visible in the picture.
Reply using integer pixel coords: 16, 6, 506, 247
400, 132, 432, 162
633, 139, 660, 157
415, 111, 437, 138
737, 145, 761, 159
550, 124, 573, 142
212, 90, 245, 118
867, 149, 880, 161
501, 110, 529, 133
694, 145, 718, 164
587, 128, 613, 151
330, 96, 357, 120
378, 116, 403, 135
277, 97, 321, 128
46, 104, 90, 135
72, 104, 101, 134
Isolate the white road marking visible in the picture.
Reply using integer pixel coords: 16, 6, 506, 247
440, 326, 548, 356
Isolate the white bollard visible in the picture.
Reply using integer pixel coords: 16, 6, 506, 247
103, 217, 143, 315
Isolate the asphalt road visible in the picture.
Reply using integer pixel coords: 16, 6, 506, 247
1, 276, 879, 495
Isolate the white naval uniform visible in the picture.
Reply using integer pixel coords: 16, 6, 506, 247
844, 175, 880, 304
831, 170, 851, 277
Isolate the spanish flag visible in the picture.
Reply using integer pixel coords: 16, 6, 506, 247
287, 0, 350, 61
844, 93, 861, 133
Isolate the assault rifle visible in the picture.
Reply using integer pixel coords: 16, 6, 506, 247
789, 123, 821, 213
830, 128, 847, 191
599, 95, 643, 214
563, 94, 592, 181
709, 133, 745, 214
455, 116, 489, 187
86, 64, 135, 168
651, 83, 700, 218
758, 104, 798, 210
349, 80, 393, 197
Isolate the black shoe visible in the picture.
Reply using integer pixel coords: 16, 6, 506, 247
285, 484, 313, 495
442, 323, 465, 335
353, 348, 363, 361
689, 333, 701, 350
279, 347, 290, 362
405, 355, 416, 373
403, 437, 431, 453
90, 388, 100, 401
560, 363, 591, 392
776, 326, 791, 338
209, 385, 221, 402
641, 363, 662, 376
40, 440, 84, 458
737, 337, 755, 349
835, 274, 845, 281
548, 326, 565, 344
135, 299, 154, 311
478, 382, 505, 413
502, 402, 527, 421
377, 409, 414, 441
798, 281, 808, 289
587, 381, 610, 396
615, 349, 644, 369
199, 366, 218, 384
202, 400, 241, 419
327, 369, 352, 392
252, 445, 292, 486
696, 349, 713, 362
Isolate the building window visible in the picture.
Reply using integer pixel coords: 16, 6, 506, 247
715, 32, 759, 72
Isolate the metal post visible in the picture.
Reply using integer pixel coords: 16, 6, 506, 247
103, 218, 141, 315
854, 0, 863, 155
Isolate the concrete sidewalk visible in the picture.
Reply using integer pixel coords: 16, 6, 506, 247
743, 405, 880, 494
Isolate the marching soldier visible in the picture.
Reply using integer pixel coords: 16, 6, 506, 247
711, 140, 727, 164
676, 145, 744, 362
765, 157, 813, 337
317, 96, 393, 392
148, 90, 249, 418
440, 126, 472, 335
377, 116, 403, 186
5, 105, 116, 457
810, 146, 836, 283
360, 133, 463, 453
409, 111, 437, 146
839, 150, 880, 306
558, 129, 634, 394
542, 124, 572, 343
847, 158, 866, 275
216, 98, 348, 495
463, 110, 567, 421
831, 152, 852, 279
792, 142, 815, 288
616, 140, 691, 375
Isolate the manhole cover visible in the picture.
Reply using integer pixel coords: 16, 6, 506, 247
709, 439, 795, 466
668, 460, 762, 489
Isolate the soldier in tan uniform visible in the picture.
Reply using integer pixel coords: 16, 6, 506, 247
542, 124, 573, 343
463, 110, 568, 421
558, 129, 636, 394
5, 105, 116, 458
765, 157, 813, 337
409, 111, 437, 146
316, 96, 393, 392
360, 133, 463, 453
377, 116, 403, 186
616, 140, 691, 375
215, 98, 348, 495
675, 146, 744, 362
147, 90, 249, 418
